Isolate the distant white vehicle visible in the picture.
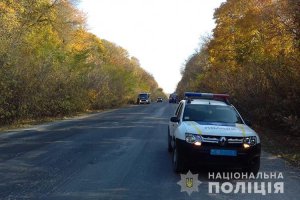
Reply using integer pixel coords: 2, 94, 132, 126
156, 97, 163, 102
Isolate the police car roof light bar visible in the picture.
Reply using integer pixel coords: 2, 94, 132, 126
185, 92, 230, 104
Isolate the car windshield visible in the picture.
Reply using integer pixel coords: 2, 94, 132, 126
139, 94, 148, 98
183, 104, 243, 124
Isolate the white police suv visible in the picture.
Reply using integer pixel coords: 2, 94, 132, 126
168, 92, 261, 174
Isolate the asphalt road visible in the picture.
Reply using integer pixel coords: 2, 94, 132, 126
0, 103, 299, 200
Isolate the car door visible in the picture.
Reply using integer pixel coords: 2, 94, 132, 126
169, 102, 183, 138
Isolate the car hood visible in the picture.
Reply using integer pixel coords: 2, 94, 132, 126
182, 121, 257, 137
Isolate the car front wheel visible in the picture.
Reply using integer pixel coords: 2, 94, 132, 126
168, 128, 173, 153
173, 143, 186, 173
243, 157, 260, 176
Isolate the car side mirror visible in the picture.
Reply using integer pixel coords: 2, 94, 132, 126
170, 116, 179, 123
244, 119, 252, 126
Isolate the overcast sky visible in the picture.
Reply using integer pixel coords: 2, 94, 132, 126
79, 0, 226, 93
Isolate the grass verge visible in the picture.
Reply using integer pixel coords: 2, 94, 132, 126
0, 110, 104, 132
255, 125, 300, 168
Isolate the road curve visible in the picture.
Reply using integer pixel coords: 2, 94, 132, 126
0, 103, 299, 200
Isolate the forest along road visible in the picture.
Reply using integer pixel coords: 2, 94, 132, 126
0, 103, 299, 200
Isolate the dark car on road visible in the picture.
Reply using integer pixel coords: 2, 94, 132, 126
169, 93, 178, 103
137, 93, 151, 104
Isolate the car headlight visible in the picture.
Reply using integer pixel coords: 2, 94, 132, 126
243, 136, 257, 148
185, 133, 202, 146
